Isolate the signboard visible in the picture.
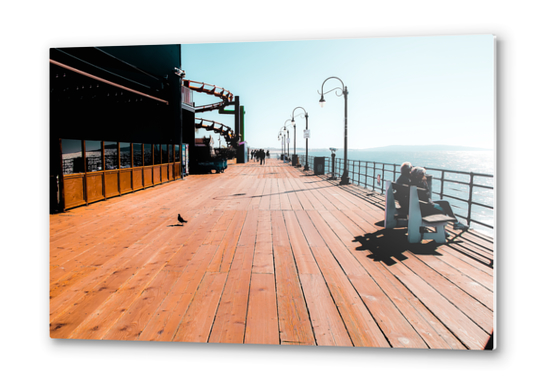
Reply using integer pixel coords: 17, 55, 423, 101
304, 129, 310, 139
287, 138, 290, 144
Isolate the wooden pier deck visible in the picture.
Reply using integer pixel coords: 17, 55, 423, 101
50, 158, 494, 349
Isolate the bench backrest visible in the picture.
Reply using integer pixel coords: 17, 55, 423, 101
391, 182, 428, 196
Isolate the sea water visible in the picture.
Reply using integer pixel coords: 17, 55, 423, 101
300, 149, 495, 237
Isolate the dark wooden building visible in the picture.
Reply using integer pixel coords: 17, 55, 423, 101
50, 44, 195, 212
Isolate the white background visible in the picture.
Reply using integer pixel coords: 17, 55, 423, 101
1, 0, 540, 382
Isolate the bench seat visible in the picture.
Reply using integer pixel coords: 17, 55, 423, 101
385, 181, 455, 244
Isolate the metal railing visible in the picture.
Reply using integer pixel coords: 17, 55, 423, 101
299, 155, 494, 233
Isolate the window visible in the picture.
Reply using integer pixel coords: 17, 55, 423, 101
133, 143, 143, 167
86, 140, 103, 172
61, 139, 83, 175
175, 145, 180, 161
154, 144, 161, 164
104, 141, 118, 170
144, 144, 153, 166
169, 145, 174, 162
162, 144, 168, 164
120, 142, 131, 168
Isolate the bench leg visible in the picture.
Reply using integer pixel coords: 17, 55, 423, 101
421, 223, 447, 243
408, 220, 422, 243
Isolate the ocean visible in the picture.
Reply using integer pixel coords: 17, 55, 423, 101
289, 148, 495, 237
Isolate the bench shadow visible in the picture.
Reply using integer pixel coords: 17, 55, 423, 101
353, 228, 442, 266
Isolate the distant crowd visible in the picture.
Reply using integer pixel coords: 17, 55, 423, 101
250, 149, 270, 165
394, 162, 468, 231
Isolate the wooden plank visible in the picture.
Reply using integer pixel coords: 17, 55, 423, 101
282, 211, 351, 346
299, 273, 353, 347
277, 178, 292, 211
208, 246, 254, 343
282, 210, 320, 275
282, 176, 303, 211
50, 159, 494, 349
60, 210, 225, 339
245, 273, 279, 345
269, 179, 281, 210
252, 210, 274, 274
271, 211, 315, 345
258, 179, 272, 211
322, 209, 465, 349
289, 177, 316, 211
388, 260, 489, 349
49, 207, 209, 320
209, 210, 258, 343
400, 251, 494, 334
137, 244, 222, 342
333, 201, 494, 328
172, 272, 228, 343
137, 211, 244, 342
102, 266, 183, 341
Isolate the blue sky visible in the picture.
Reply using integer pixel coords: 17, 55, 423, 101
182, 34, 494, 150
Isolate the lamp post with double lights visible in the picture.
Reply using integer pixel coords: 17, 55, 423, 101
291, 107, 309, 170
282, 119, 291, 162
278, 131, 284, 160
318, 76, 349, 185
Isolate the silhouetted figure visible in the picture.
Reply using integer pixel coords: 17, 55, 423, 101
410, 166, 468, 231
178, 214, 188, 225
394, 162, 412, 212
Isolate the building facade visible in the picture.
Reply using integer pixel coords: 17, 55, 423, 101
50, 44, 195, 212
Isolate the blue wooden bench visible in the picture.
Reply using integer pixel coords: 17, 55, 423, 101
385, 181, 455, 243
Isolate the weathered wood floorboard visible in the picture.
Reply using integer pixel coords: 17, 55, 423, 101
50, 158, 494, 349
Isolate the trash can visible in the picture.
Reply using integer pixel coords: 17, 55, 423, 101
291, 154, 299, 167
314, 157, 325, 175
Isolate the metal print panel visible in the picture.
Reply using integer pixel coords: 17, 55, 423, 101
49, 35, 495, 349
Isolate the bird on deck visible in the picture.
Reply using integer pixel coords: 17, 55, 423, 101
178, 214, 188, 225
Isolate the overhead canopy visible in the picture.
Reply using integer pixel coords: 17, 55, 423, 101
50, 46, 174, 104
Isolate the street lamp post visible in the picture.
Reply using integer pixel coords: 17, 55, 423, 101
291, 107, 309, 170
283, 120, 291, 162
287, 129, 290, 160
278, 131, 284, 160
318, 76, 349, 185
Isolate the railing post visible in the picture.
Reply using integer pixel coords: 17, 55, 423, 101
372, 162, 376, 191
357, 160, 360, 185
364, 162, 368, 188
381, 163, 385, 194
440, 170, 445, 200
467, 172, 474, 226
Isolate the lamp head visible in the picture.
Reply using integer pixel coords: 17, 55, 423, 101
319, 95, 326, 108
291, 118, 296, 127
173, 67, 185, 77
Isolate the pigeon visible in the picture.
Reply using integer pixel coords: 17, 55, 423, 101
178, 214, 188, 225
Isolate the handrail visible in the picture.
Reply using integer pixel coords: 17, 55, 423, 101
299, 154, 494, 234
